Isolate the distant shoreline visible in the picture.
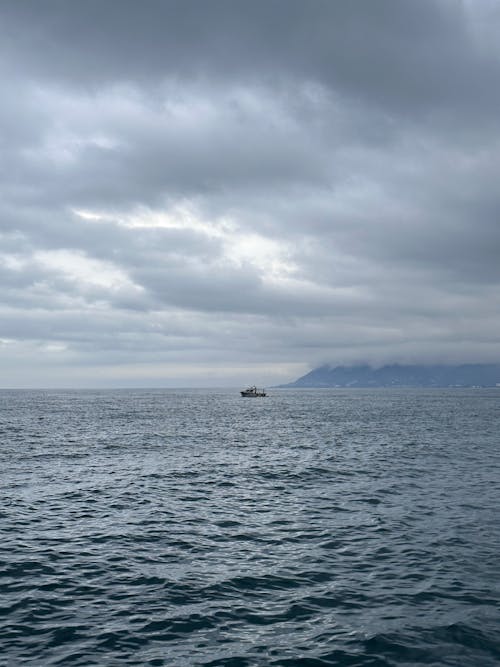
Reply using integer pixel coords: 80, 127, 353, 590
277, 363, 500, 389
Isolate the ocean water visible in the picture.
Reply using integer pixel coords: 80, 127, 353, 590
1, 388, 499, 667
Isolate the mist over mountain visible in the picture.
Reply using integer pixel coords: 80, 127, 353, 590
279, 364, 500, 388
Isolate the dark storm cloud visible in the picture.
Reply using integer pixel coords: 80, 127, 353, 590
1, 0, 494, 114
1, 0, 500, 385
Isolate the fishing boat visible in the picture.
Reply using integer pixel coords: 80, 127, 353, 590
240, 386, 267, 397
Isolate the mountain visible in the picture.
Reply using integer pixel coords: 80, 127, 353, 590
278, 363, 500, 388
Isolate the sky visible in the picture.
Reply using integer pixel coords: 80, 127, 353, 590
1, 0, 500, 387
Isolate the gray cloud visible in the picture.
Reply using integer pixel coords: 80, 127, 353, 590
2, 1, 493, 113
1, 0, 500, 386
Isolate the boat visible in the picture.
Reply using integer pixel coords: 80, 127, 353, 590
240, 385, 267, 397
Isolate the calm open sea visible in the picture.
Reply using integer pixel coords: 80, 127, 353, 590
1, 388, 499, 666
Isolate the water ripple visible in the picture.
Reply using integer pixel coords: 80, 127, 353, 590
1, 388, 499, 665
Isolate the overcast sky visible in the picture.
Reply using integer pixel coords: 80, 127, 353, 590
1, 0, 500, 387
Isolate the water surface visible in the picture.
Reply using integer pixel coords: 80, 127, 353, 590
1, 388, 499, 665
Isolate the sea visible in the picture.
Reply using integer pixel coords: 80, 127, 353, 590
1, 388, 499, 666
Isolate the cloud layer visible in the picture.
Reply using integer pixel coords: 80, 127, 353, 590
1, 0, 500, 386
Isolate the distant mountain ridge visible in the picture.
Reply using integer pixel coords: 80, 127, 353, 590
279, 364, 500, 388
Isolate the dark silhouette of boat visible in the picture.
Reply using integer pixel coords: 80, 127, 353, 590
240, 386, 267, 397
